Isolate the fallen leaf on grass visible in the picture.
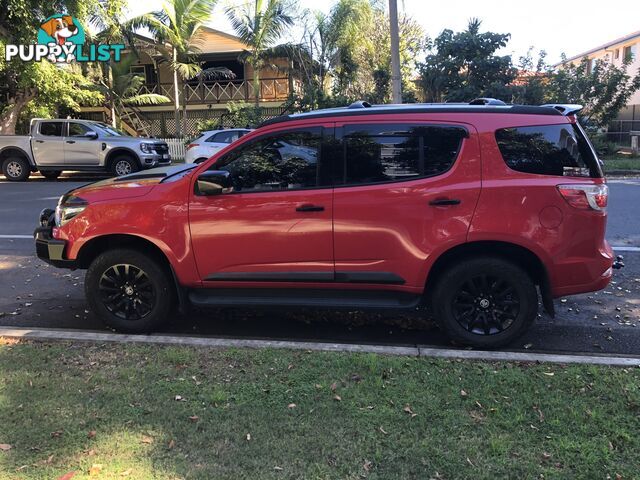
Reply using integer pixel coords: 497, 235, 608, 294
330, 382, 337, 391
89, 464, 103, 476
363, 460, 372, 471
287, 403, 297, 409
403, 405, 418, 417
50, 430, 63, 438
168, 440, 175, 449
274, 466, 283, 471
460, 390, 468, 397
120, 468, 133, 476
246, 433, 251, 441
56, 472, 76, 480
0, 444, 11, 451
333, 395, 342, 402
379, 426, 388, 435
189, 415, 199, 422
141, 436, 153, 444
542, 372, 555, 377
87, 431, 96, 439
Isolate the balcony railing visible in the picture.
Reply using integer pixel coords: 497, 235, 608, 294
138, 77, 301, 104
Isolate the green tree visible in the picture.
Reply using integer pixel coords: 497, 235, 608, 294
419, 18, 516, 103
0, 0, 104, 133
546, 56, 640, 128
510, 48, 550, 106
127, 0, 219, 136
225, 0, 294, 105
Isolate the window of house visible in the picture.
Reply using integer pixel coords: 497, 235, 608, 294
624, 44, 637, 62
130, 65, 147, 83
213, 128, 323, 193
337, 124, 466, 186
614, 49, 620, 60
68, 122, 93, 137
495, 124, 602, 178
39, 122, 64, 137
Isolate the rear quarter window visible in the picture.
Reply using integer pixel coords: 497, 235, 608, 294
495, 124, 603, 178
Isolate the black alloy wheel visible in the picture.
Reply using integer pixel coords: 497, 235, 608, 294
98, 264, 156, 321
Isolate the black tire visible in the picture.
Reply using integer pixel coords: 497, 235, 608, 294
110, 155, 139, 177
41, 170, 62, 180
2, 156, 30, 182
431, 257, 538, 349
85, 249, 176, 333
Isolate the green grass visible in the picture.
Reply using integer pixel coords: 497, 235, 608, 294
601, 154, 640, 172
0, 341, 639, 479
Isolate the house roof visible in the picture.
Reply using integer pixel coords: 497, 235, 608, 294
195, 26, 249, 54
555, 30, 640, 66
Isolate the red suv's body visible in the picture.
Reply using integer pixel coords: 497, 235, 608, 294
35, 102, 615, 348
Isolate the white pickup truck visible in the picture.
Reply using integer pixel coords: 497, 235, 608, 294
0, 119, 171, 181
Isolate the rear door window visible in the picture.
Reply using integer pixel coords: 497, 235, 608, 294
336, 124, 466, 186
39, 122, 64, 137
495, 124, 603, 178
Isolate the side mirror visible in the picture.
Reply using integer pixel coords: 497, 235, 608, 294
84, 131, 98, 140
195, 170, 233, 196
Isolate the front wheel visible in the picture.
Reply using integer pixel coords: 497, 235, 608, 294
111, 156, 139, 177
2, 156, 30, 181
431, 257, 538, 349
85, 249, 175, 333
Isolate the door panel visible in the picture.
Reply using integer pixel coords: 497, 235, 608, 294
189, 125, 334, 283
31, 121, 66, 166
64, 122, 101, 165
332, 121, 482, 288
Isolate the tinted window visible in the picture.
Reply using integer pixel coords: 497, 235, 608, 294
209, 131, 243, 144
68, 123, 93, 137
496, 124, 602, 178
339, 124, 466, 185
214, 128, 322, 193
40, 122, 63, 137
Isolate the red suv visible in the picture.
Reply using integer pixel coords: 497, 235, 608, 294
34, 100, 615, 348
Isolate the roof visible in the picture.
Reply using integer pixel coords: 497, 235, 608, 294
260, 103, 563, 127
554, 29, 640, 66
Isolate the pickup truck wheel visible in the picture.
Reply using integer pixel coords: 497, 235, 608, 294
111, 156, 139, 177
85, 249, 175, 333
41, 170, 62, 180
2, 156, 30, 182
432, 257, 538, 349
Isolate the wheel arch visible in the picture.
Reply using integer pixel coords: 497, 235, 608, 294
0, 146, 33, 168
425, 240, 554, 316
105, 148, 141, 169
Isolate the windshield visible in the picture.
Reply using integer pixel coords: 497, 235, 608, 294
94, 122, 129, 137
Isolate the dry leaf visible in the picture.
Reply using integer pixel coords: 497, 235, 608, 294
363, 460, 372, 471
274, 466, 283, 471
141, 435, 153, 444
246, 433, 251, 441
543, 372, 555, 377
333, 395, 342, 402
189, 415, 199, 422
403, 405, 414, 415
330, 382, 337, 391
0, 444, 11, 451
56, 472, 77, 480
120, 469, 133, 477
87, 431, 96, 439
287, 403, 297, 409
168, 440, 176, 449
379, 426, 388, 435
460, 390, 468, 397
89, 464, 103, 476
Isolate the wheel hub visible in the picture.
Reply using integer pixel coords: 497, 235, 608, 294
7, 161, 22, 177
98, 264, 155, 320
479, 298, 491, 309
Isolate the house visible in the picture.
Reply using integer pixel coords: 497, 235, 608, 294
554, 30, 640, 125
78, 27, 302, 137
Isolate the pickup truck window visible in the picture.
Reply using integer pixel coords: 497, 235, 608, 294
40, 122, 64, 137
68, 123, 93, 137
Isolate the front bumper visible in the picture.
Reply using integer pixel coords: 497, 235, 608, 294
141, 153, 172, 169
34, 225, 76, 269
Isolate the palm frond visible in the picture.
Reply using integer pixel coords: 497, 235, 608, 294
123, 93, 172, 106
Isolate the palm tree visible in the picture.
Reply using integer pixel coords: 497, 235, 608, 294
126, 0, 219, 136
225, 0, 294, 105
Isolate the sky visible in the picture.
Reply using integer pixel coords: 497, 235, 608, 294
125, 0, 640, 65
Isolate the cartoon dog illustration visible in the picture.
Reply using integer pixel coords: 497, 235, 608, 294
40, 16, 78, 62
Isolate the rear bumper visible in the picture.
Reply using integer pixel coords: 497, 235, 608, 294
34, 226, 76, 269
551, 241, 614, 297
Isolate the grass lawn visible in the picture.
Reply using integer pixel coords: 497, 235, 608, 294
0, 341, 639, 479
601, 154, 640, 173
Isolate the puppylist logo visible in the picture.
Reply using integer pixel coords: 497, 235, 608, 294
4, 14, 124, 63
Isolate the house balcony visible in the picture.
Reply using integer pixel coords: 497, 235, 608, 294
138, 77, 302, 105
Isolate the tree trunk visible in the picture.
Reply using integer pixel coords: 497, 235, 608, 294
0, 89, 36, 135
173, 47, 182, 138
253, 61, 260, 106
108, 64, 117, 127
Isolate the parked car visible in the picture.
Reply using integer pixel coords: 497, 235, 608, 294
185, 128, 251, 164
35, 100, 620, 348
0, 119, 171, 181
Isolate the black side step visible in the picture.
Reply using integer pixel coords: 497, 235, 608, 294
188, 288, 422, 310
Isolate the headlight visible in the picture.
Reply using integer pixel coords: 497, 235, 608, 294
140, 143, 154, 154
55, 196, 88, 226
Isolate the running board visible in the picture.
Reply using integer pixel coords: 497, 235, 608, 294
188, 288, 422, 310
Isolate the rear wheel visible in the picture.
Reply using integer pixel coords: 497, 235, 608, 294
85, 249, 175, 333
2, 156, 30, 182
111, 155, 139, 177
41, 170, 62, 180
431, 257, 538, 348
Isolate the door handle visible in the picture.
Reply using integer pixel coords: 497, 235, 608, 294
429, 198, 461, 206
66, 140, 76, 144
35, 140, 45, 143
296, 204, 325, 212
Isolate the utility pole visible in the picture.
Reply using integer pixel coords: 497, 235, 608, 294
388, 0, 402, 103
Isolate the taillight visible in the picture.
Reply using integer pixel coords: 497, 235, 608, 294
186, 143, 199, 150
557, 184, 608, 211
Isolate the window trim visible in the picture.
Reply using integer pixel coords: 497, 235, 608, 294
67, 121, 95, 137
38, 120, 66, 138
208, 126, 330, 195
333, 123, 468, 188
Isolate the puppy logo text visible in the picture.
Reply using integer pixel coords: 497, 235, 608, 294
4, 14, 124, 63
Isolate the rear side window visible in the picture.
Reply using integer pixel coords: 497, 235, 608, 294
39, 122, 64, 137
338, 124, 466, 186
495, 124, 603, 178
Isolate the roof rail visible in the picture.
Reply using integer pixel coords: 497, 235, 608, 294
469, 98, 507, 106
348, 101, 372, 109
541, 104, 583, 116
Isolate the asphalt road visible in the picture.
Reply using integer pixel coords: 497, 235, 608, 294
1, 172, 639, 355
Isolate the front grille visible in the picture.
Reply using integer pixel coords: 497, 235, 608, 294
154, 144, 169, 154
